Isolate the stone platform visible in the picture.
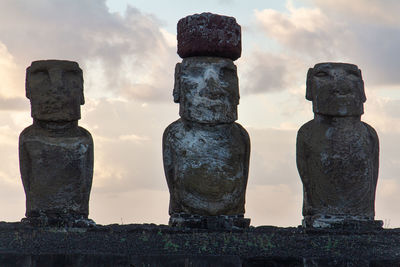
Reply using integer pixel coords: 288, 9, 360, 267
0, 222, 399, 266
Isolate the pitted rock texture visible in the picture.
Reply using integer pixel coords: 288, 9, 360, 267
174, 57, 239, 124
169, 213, 250, 230
0, 223, 399, 266
163, 120, 250, 216
19, 60, 94, 226
297, 63, 380, 228
177, 13, 241, 60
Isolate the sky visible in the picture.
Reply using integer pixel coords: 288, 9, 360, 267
0, 0, 400, 227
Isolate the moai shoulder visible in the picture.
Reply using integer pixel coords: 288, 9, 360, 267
296, 62, 381, 229
19, 60, 94, 227
163, 13, 250, 229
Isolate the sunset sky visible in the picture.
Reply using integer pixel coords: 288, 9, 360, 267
0, 0, 400, 227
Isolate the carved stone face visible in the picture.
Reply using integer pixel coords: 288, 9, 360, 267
26, 60, 84, 121
306, 63, 366, 116
174, 57, 239, 124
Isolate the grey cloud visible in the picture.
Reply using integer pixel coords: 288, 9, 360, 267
240, 52, 288, 93
312, 0, 400, 26
0, 97, 28, 111
239, 51, 306, 94
255, 7, 346, 59
0, 0, 176, 102
254, 3, 400, 87
240, 52, 289, 94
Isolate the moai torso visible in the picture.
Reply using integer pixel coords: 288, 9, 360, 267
163, 14, 250, 229
164, 119, 249, 216
296, 63, 381, 229
19, 60, 94, 226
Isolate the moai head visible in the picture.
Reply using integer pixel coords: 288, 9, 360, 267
306, 63, 366, 116
26, 60, 84, 121
173, 57, 239, 124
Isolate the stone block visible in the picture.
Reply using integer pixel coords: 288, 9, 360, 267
177, 13, 241, 60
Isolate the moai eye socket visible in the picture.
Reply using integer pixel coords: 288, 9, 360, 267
32, 69, 49, 76
188, 66, 203, 77
314, 71, 328, 77
347, 70, 360, 79
219, 66, 236, 79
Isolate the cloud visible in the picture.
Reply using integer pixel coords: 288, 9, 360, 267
312, 0, 400, 26
240, 52, 292, 94
254, 2, 350, 59
0, 97, 27, 111
0, 0, 177, 102
254, 1, 400, 86
0, 42, 24, 99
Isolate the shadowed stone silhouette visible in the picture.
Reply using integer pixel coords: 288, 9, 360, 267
296, 62, 382, 229
19, 60, 94, 227
163, 13, 250, 229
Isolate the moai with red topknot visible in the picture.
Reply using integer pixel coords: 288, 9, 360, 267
19, 60, 94, 227
163, 13, 250, 229
297, 62, 382, 229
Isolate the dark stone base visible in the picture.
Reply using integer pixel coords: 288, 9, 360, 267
169, 213, 250, 230
0, 222, 398, 266
303, 215, 383, 231
22, 214, 95, 227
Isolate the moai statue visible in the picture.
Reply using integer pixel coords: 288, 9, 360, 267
19, 60, 94, 227
296, 62, 382, 229
163, 13, 250, 229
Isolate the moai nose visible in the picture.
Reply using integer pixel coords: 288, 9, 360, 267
49, 69, 64, 89
201, 69, 223, 99
203, 80, 220, 99
330, 70, 350, 95
335, 76, 352, 95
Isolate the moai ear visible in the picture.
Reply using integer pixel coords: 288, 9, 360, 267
80, 90, 85, 105
80, 73, 85, 105
358, 69, 367, 103
25, 67, 31, 100
306, 68, 314, 101
173, 63, 182, 103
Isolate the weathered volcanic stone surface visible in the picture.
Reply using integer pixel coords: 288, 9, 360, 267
297, 63, 380, 229
163, 120, 250, 216
26, 60, 85, 121
174, 57, 239, 124
177, 13, 241, 60
0, 223, 399, 266
305, 62, 366, 116
163, 56, 250, 228
19, 60, 94, 227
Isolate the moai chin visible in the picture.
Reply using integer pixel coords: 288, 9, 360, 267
19, 60, 94, 227
163, 13, 250, 229
296, 62, 382, 229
